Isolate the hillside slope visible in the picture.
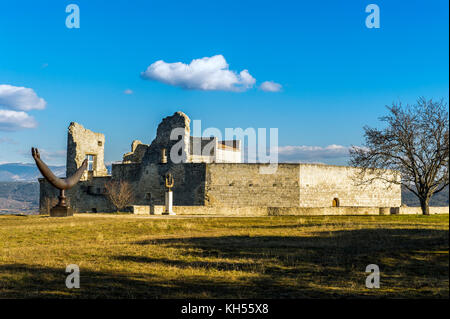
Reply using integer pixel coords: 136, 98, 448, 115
0, 163, 64, 182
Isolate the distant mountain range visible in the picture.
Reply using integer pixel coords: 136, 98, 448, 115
0, 163, 65, 182
0, 182, 40, 214
402, 186, 448, 207
0, 162, 114, 182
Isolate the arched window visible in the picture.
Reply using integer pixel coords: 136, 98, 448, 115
332, 198, 340, 207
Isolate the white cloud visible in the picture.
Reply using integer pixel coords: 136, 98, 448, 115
0, 84, 47, 111
276, 144, 351, 162
260, 81, 282, 92
241, 144, 351, 165
141, 55, 256, 92
0, 110, 37, 131
14, 149, 66, 165
124, 89, 133, 95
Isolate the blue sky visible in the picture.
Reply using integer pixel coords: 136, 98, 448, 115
0, 0, 448, 165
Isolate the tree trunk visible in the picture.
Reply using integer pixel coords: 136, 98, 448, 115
419, 197, 430, 215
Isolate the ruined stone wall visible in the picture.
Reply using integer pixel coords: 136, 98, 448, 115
40, 161, 401, 213
40, 122, 112, 213
204, 163, 401, 208
40, 113, 401, 213
205, 163, 300, 207
66, 122, 108, 180
298, 164, 401, 207
141, 112, 191, 164
134, 163, 206, 206
39, 176, 115, 213
149, 205, 391, 216
123, 140, 149, 163
40, 161, 206, 213
112, 163, 141, 181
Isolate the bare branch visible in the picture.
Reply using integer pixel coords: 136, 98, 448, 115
350, 98, 449, 215
104, 180, 134, 212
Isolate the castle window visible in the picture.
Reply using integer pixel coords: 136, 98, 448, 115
98, 141, 102, 146
332, 198, 340, 207
86, 154, 95, 171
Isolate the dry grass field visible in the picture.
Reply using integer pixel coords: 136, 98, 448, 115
0, 214, 448, 298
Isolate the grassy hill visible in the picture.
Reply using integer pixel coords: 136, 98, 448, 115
0, 182, 39, 203
0, 182, 39, 214
0, 214, 447, 298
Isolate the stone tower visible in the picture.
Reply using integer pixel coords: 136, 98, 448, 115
142, 111, 191, 164
66, 122, 108, 180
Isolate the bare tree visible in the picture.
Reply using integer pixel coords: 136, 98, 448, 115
350, 98, 449, 215
104, 181, 134, 212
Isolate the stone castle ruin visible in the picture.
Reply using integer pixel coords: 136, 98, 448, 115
39, 111, 401, 215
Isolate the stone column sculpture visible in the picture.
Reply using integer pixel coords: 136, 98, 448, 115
163, 173, 175, 215
32, 147, 87, 217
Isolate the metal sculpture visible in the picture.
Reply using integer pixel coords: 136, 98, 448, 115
163, 172, 175, 215
160, 148, 168, 164
32, 147, 87, 217
165, 172, 174, 191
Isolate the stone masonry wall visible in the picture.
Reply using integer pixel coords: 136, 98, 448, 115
298, 164, 401, 207
204, 163, 401, 208
134, 162, 206, 206
40, 113, 401, 213
141, 112, 191, 164
39, 176, 114, 213
40, 161, 401, 213
205, 163, 300, 207
123, 140, 149, 163
66, 122, 108, 180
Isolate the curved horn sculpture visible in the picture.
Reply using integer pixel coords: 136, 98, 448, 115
32, 147, 87, 216
32, 147, 87, 190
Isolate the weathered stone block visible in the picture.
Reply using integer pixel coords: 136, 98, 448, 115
50, 205, 73, 217
128, 205, 150, 215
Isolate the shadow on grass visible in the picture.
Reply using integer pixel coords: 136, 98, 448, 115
114, 255, 262, 272
0, 263, 301, 299
1, 228, 448, 298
